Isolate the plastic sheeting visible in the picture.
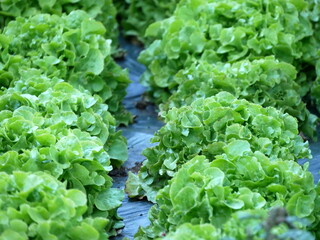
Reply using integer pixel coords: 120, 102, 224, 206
112, 39, 320, 239
112, 38, 163, 239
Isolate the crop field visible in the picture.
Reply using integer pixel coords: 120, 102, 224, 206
0, 1, 319, 240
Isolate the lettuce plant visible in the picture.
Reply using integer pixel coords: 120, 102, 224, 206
118, 0, 179, 43
126, 92, 311, 201
0, 70, 127, 235
0, 0, 119, 48
0, 171, 112, 239
162, 209, 315, 240
160, 57, 318, 139
0, 10, 132, 125
135, 155, 319, 239
4, 68, 128, 167
139, 0, 318, 103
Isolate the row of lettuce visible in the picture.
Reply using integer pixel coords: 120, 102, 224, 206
123, 0, 320, 239
0, 1, 132, 239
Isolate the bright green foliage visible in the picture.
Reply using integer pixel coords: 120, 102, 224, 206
0, 11, 132, 125
161, 223, 221, 240
161, 209, 315, 240
135, 155, 319, 239
3, 68, 128, 167
160, 57, 318, 139
126, 92, 311, 201
139, 0, 318, 103
0, 171, 111, 240
0, 0, 119, 48
118, 0, 179, 43
0, 69, 126, 235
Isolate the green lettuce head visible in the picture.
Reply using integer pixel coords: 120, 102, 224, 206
0, 10, 132, 125
135, 155, 319, 239
0, 171, 112, 239
126, 92, 311, 201
0, 0, 119, 48
161, 57, 318, 139
0, 70, 127, 235
161, 209, 315, 240
2, 68, 128, 167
